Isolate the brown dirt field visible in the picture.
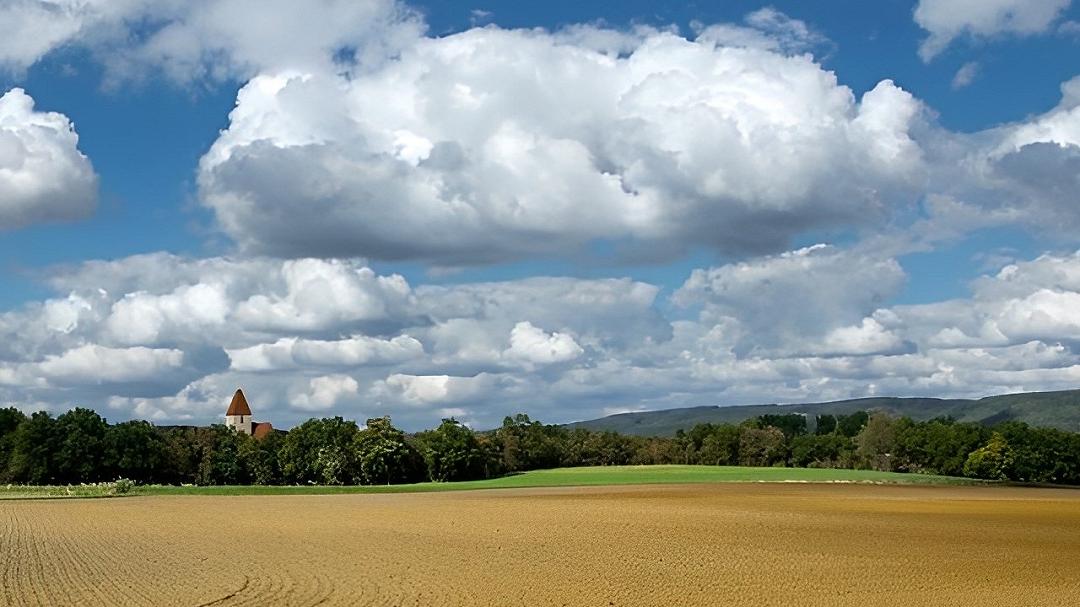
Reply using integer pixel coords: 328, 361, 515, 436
1, 484, 1079, 606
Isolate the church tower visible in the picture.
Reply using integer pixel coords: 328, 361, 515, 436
225, 388, 253, 435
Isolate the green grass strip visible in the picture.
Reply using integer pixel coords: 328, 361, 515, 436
0, 465, 982, 499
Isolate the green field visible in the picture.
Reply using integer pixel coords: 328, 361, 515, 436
0, 465, 979, 499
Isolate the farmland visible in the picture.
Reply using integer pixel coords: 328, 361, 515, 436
2, 482, 1078, 606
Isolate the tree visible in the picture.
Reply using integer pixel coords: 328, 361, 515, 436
194, 425, 244, 486
0, 407, 27, 479
414, 419, 490, 482
836, 411, 869, 438
54, 408, 109, 483
855, 412, 898, 471
494, 414, 566, 472
354, 416, 425, 485
105, 420, 166, 483
893, 418, 989, 476
238, 431, 282, 485
697, 425, 740, 466
790, 433, 851, 468
995, 422, 1080, 484
738, 426, 786, 467
629, 436, 680, 466
279, 417, 361, 485
963, 433, 1014, 480
754, 414, 807, 439
6, 412, 58, 483
815, 414, 837, 436
158, 427, 201, 485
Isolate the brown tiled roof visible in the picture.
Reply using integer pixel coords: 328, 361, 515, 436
226, 389, 252, 416
252, 422, 274, 440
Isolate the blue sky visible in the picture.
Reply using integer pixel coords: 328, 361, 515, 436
0, 0, 1079, 429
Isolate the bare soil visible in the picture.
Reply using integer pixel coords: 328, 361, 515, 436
2, 484, 1078, 606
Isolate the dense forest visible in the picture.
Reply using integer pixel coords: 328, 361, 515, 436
1, 407, 1078, 486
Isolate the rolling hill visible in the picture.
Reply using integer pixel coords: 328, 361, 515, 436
564, 389, 1080, 436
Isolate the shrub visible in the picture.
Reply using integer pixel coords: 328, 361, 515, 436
111, 478, 136, 495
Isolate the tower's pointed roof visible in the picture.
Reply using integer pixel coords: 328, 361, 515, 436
226, 389, 252, 416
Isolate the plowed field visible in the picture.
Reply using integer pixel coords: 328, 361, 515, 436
2, 484, 1078, 606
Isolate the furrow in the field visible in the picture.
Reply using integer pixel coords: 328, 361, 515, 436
0, 505, 27, 606
242, 570, 299, 606
65, 504, 146, 604
18, 504, 55, 606
283, 571, 335, 606
8, 506, 29, 606
41, 504, 101, 605
62, 502, 160, 605
193, 575, 251, 607
126, 497, 260, 605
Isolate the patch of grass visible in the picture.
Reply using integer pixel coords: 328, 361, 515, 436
0, 466, 981, 499
124, 465, 979, 497
0, 482, 135, 500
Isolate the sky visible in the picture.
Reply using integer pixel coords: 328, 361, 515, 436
1, 0, 1079, 430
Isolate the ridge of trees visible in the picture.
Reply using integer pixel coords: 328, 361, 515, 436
0, 407, 1077, 486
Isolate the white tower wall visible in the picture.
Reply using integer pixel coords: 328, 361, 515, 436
226, 414, 253, 435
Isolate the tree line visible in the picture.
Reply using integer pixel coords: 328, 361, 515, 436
1, 407, 1078, 486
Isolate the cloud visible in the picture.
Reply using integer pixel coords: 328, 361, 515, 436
469, 9, 493, 26
375, 373, 498, 407
231, 259, 413, 333
0, 88, 97, 229
951, 61, 979, 89
67, 254, 414, 348
8, 247, 1080, 428
504, 321, 583, 366
0, 344, 185, 388
0, 0, 105, 75
0, 0, 423, 84
0, 252, 665, 427
674, 244, 906, 356
817, 317, 908, 358
413, 276, 670, 358
36, 344, 185, 385
4, 2, 1074, 267
293, 374, 360, 411
918, 76, 1080, 238
996, 76, 1080, 152
915, 0, 1072, 61
106, 283, 230, 346
694, 7, 832, 55
227, 335, 423, 372
197, 26, 924, 264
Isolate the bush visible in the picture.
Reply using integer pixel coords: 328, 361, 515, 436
111, 478, 136, 495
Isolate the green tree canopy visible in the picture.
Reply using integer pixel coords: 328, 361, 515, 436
415, 419, 490, 482
354, 416, 425, 485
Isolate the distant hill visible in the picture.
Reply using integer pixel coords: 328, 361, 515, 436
564, 389, 1080, 436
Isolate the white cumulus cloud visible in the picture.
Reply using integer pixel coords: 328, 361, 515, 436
915, 0, 1072, 60
0, 88, 97, 229
197, 26, 924, 264
505, 321, 583, 366
674, 244, 906, 356
293, 374, 360, 411
227, 335, 423, 372
0, 0, 422, 83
